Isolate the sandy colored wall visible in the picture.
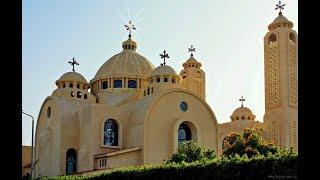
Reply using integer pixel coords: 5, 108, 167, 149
100, 150, 141, 169
144, 90, 218, 165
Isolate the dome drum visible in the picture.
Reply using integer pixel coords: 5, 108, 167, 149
90, 76, 147, 94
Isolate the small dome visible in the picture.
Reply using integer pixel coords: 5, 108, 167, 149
183, 55, 202, 68
55, 72, 88, 85
268, 13, 293, 30
230, 106, 256, 121
150, 65, 177, 77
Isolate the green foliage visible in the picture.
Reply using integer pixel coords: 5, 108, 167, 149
165, 140, 216, 164
37, 152, 298, 180
222, 128, 281, 158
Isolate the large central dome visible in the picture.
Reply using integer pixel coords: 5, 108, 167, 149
92, 37, 155, 81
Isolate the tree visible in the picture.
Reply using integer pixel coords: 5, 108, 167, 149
222, 128, 280, 158
166, 140, 216, 164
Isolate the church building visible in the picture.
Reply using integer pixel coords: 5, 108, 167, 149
31, 6, 297, 178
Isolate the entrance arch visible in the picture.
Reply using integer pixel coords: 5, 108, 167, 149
66, 148, 77, 175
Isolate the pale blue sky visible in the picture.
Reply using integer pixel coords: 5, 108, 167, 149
22, 0, 298, 145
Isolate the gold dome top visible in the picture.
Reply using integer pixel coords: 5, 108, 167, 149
268, 13, 293, 30
183, 55, 202, 68
55, 72, 88, 86
230, 106, 256, 121
92, 38, 154, 81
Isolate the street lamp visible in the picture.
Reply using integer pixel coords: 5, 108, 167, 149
22, 110, 34, 180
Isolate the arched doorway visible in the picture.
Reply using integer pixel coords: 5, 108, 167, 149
66, 148, 77, 175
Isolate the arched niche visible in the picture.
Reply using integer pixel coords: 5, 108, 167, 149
173, 120, 200, 152
268, 33, 277, 44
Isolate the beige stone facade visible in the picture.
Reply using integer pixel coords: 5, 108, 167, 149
29, 12, 297, 178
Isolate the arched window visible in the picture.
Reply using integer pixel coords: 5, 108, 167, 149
47, 107, 51, 118
178, 123, 191, 143
164, 78, 168, 82
144, 90, 146, 96
69, 83, 73, 88
172, 78, 175, 83
151, 87, 154, 93
66, 148, 77, 175
84, 94, 87, 99
289, 32, 296, 43
77, 91, 82, 98
104, 119, 118, 146
63, 83, 66, 88
269, 33, 277, 43
114, 80, 122, 88
102, 81, 108, 89
71, 91, 75, 97
128, 80, 137, 88
147, 87, 150, 95
77, 84, 80, 89
157, 78, 160, 82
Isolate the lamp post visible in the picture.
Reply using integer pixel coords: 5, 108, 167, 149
22, 110, 34, 180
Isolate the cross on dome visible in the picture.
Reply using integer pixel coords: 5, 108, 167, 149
188, 45, 196, 57
124, 20, 136, 38
68, 57, 79, 72
160, 50, 170, 66
239, 96, 245, 107
275, 1, 286, 15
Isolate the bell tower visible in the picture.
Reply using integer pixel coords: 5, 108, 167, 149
263, 2, 298, 152
180, 45, 206, 100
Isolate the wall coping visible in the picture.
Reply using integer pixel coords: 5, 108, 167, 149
94, 147, 141, 158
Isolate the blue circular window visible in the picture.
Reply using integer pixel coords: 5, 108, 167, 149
180, 101, 188, 112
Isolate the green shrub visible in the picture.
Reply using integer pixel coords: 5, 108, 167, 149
165, 140, 216, 164
223, 128, 282, 158
38, 150, 297, 180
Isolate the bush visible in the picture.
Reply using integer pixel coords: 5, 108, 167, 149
223, 128, 281, 158
165, 140, 216, 164
38, 152, 298, 180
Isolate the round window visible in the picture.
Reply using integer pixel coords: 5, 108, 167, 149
180, 101, 188, 112
47, 107, 51, 118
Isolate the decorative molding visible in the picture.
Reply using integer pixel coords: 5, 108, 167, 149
265, 35, 281, 108
288, 40, 298, 107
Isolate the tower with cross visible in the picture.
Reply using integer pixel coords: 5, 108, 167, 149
68, 57, 79, 72
159, 50, 170, 66
263, 0, 298, 152
179, 45, 206, 100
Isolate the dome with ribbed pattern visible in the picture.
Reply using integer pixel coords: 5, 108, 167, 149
92, 37, 155, 81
